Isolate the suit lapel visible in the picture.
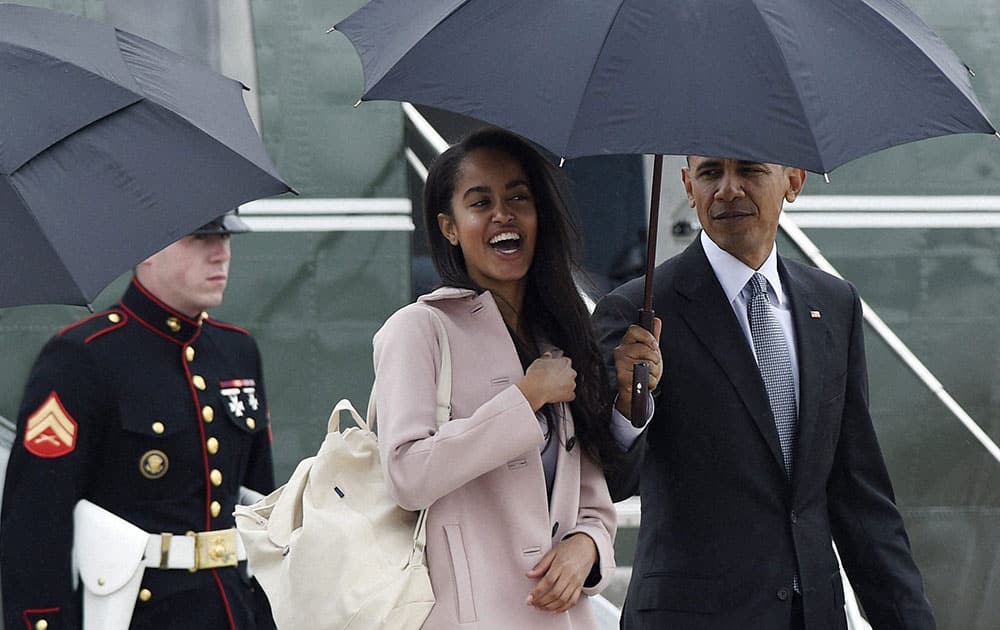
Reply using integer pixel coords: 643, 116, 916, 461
671, 242, 786, 474
780, 259, 828, 491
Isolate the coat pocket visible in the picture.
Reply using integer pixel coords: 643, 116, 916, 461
443, 524, 477, 623
634, 572, 724, 613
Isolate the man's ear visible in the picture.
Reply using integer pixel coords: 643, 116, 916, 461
785, 168, 807, 203
681, 168, 696, 208
437, 213, 458, 245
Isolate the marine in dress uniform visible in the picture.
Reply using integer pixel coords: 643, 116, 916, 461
0, 214, 276, 630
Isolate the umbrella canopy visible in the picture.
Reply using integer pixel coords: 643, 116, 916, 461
336, 0, 995, 174
0, 3, 290, 307
336, 0, 996, 421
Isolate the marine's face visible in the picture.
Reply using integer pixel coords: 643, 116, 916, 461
682, 156, 805, 269
137, 234, 231, 317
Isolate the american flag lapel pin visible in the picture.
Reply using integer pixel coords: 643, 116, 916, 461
810, 310, 822, 319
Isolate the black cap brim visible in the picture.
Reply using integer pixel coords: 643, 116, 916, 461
191, 212, 251, 235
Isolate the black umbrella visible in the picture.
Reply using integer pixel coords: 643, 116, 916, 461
1, 3, 291, 308
334, 0, 996, 419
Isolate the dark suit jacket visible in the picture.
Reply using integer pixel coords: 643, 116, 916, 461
592, 238, 935, 630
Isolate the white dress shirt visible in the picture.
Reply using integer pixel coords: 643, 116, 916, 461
700, 230, 800, 409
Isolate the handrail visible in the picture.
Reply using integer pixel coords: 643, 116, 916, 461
780, 214, 1000, 464
402, 103, 449, 155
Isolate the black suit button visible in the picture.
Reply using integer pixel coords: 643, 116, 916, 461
551, 521, 559, 537
777, 587, 790, 601
565, 436, 576, 451
790, 511, 798, 524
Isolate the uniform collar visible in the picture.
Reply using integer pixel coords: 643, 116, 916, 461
120, 277, 205, 343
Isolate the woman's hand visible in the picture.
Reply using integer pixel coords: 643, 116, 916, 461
517, 353, 576, 412
525, 533, 598, 613
614, 319, 662, 419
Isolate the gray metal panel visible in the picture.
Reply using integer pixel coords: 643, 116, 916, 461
251, 0, 406, 197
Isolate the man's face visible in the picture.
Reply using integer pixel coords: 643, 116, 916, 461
136, 234, 232, 317
682, 156, 805, 269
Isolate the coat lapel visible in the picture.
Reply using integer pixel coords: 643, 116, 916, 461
671, 241, 786, 475
780, 259, 828, 492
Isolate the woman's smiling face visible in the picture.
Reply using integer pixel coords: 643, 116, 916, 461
438, 148, 538, 302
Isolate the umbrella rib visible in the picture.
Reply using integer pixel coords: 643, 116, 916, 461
563, 0, 629, 158
747, 0, 827, 173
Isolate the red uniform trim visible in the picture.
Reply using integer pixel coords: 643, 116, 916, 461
120, 302, 198, 346
84, 310, 127, 344
23, 607, 60, 630
131, 277, 200, 325
211, 569, 238, 630
181, 349, 213, 529
204, 318, 250, 336
57, 311, 113, 337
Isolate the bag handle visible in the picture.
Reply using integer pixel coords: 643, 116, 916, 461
327, 398, 367, 434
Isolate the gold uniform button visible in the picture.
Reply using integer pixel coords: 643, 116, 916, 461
207, 437, 219, 454
166, 317, 181, 332
35, 621, 48, 630
210, 469, 223, 486
211, 501, 222, 518
107, 313, 121, 324
192, 375, 206, 391
245, 417, 256, 430
139, 588, 152, 602
185, 346, 195, 362
152, 421, 165, 435
202, 405, 215, 423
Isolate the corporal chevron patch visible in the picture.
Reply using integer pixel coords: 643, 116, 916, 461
24, 392, 78, 458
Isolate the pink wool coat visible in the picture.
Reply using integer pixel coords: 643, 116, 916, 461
373, 287, 617, 630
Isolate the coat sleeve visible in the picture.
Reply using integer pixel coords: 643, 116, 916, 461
564, 448, 618, 596
591, 291, 648, 502
373, 305, 544, 511
826, 285, 936, 630
1, 336, 109, 630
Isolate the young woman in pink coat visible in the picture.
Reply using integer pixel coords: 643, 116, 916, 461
373, 128, 661, 629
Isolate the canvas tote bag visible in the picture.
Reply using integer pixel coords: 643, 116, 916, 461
235, 308, 450, 629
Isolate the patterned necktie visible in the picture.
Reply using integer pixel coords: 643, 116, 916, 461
747, 273, 798, 479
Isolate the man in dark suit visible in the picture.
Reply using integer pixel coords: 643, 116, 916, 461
592, 157, 936, 630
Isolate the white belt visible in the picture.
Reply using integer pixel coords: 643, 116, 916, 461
143, 529, 246, 571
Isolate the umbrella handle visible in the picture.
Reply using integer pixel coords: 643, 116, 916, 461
630, 362, 650, 428
630, 307, 656, 427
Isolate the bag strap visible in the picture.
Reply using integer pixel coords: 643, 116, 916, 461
364, 307, 452, 433
375, 307, 452, 567
410, 309, 451, 563
326, 309, 452, 434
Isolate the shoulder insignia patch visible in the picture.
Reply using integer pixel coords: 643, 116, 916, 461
24, 392, 78, 458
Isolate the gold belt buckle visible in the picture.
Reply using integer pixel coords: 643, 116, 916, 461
190, 529, 239, 570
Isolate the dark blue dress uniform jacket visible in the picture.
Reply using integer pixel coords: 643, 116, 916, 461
1, 278, 276, 629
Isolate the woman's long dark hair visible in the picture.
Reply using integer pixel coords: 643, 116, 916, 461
423, 127, 620, 470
